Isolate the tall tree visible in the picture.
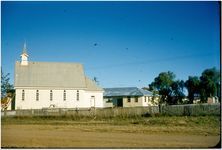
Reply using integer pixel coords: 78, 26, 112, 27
199, 67, 220, 102
171, 80, 185, 104
149, 71, 175, 104
185, 76, 200, 104
1, 69, 13, 99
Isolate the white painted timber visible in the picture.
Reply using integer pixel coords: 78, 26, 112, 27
15, 88, 103, 109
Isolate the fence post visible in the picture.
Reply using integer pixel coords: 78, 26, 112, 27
159, 104, 162, 114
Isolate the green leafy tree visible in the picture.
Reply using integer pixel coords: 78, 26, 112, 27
185, 76, 200, 104
1, 69, 13, 99
199, 67, 220, 102
171, 80, 185, 104
149, 71, 176, 105
149, 71, 186, 105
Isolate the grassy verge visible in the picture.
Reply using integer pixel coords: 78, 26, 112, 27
2, 115, 220, 136
2, 115, 220, 125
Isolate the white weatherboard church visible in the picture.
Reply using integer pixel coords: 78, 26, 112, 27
14, 43, 104, 109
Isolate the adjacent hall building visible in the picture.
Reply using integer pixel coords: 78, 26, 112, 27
103, 87, 158, 107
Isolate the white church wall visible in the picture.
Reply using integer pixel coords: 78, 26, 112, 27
85, 91, 104, 108
15, 88, 103, 109
16, 89, 51, 109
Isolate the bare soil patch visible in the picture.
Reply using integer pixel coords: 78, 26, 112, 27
2, 123, 220, 148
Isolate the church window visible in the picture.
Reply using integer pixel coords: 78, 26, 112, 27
36, 90, 39, 101
77, 90, 79, 101
22, 90, 25, 101
50, 90, 53, 101
63, 90, 66, 101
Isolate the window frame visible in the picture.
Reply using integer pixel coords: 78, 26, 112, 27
76, 90, 79, 101
50, 90, 53, 101
63, 90, 66, 101
127, 97, 131, 103
106, 98, 112, 103
135, 97, 138, 103
36, 90, 39, 101
22, 90, 25, 101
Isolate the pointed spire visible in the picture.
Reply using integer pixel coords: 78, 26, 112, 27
22, 41, 27, 54
20, 41, 29, 65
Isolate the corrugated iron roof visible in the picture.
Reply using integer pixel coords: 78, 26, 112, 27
104, 87, 152, 97
14, 61, 103, 91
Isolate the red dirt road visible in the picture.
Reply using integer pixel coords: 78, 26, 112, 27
1, 124, 220, 148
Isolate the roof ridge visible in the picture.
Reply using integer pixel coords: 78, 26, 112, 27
104, 87, 137, 89
137, 88, 144, 95
27, 61, 83, 64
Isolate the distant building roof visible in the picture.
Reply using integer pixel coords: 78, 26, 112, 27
104, 87, 152, 97
14, 61, 103, 91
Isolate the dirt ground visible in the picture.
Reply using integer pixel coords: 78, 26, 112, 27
1, 124, 220, 148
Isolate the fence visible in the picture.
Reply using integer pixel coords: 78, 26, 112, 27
160, 103, 220, 116
1, 103, 220, 117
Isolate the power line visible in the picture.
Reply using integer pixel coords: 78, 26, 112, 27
86, 52, 216, 71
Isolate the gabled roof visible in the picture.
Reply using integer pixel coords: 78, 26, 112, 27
14, 61, 102, 91
104, 87, 152, 97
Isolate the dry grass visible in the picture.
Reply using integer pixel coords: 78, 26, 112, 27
2, 115, 220, 148
2, 115, 220, 136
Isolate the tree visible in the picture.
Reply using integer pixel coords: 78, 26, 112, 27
1, 69, 13, 99
171, 80, 185, 104
149, 71, 176, 105
199, 67, 220, 102
185, 76, 200, 104
149, 71, 186, 105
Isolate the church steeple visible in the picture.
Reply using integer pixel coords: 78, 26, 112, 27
23, 42, 27, 54
20, 42, 29, 65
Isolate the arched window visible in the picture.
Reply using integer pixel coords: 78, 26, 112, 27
50, 90, 53, 101
22, 90, 25, 101
63, 90, 66, 101
36, 90, 39, 101
76, 90, 79, 101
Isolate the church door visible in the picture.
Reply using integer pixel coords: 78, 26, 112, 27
90, 96, 95, 107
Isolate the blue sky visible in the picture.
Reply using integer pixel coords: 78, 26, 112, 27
1, 1, 220, 88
